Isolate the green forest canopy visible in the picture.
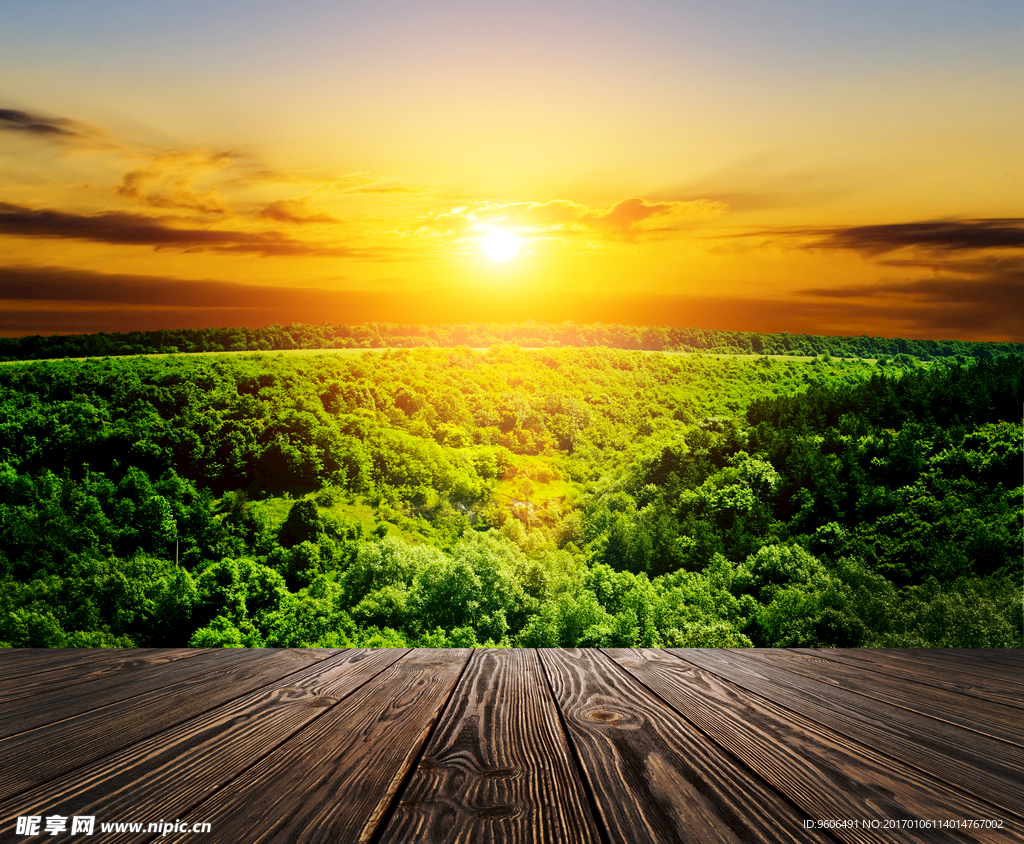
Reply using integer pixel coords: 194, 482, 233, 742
1, 340, 1021, 648
2, 320, 1020, 361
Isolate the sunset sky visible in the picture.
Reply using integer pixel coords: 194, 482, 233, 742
2, 0, 1022, 341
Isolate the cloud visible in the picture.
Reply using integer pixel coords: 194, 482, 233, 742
115, 149, 239, 215
0, 201, 368, 257
794, 255, 1024, 341
257, 199, 338, 224
757, 218, 1024, 255
0, 265, 336, 307
232, 168, 437, 198
800, 258, 1024, 302
415, 196, 725, 244
0, 265, 430, 334
1, 263, 1018, 342
0, 107, 113, 149
0, 107, 89, 140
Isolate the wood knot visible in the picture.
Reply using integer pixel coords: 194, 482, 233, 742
307, 697, 336, 707
586, 709, 623, 723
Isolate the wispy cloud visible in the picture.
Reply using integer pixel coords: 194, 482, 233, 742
750, 218, 1024, 255
0, 264, 338, 307
0, 201, 368, 257
0, 265, 430, 334
0, 106, 113, 149
794, 252, 1024, 341
416, 196, 725, 244
115, 149, 238, 215
2, 262, 1018, 342
808, 219, 1024, 254
0, 107, 92, 140
232, 168, 437, 198
256, 199, 338, 224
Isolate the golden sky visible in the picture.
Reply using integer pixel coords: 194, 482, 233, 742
2, 0, 1022, 341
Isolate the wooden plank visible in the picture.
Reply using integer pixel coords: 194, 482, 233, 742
382, 648, 602, 844
0, 648, 204, 705
0, 649, 261, 739
674, 649, 1024, 821
153, 649, 470, 844
0, 649, 406, 837
0, 648, 333, 800
0, 648, 130, 682
928, 649, 1024, 667
746, 650, 1024, 747
877, 650, 1024, 690
539, 647, 821, 844
610, 649, 1021, 844
788, 649, 1024, 712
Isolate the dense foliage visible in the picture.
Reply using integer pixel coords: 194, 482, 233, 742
1, 344, 1020, 648
2, 321, 1018, 362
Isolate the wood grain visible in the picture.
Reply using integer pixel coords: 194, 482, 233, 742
0, 648, 203, 705
744, 649, 1024, 747
610, 648, 1020, 844
0, 649, 258, 739
382, 648, 601, 844
0, 649, 405, 838
156, 649, 471, 844
877, 649, 1024, 690
674, 649, 1024, 821
1, 648, 1020, 844
0, 648, 332, 800
539, 648, 821, 844
0, 648, 136, 682
787, 649, 1024, 712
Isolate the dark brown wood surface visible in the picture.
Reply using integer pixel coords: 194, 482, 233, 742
877, 649, 1024, 689
744, 650, 1024, 746
382, 648, 601, 844
609, 649, 1006, 844
0, 649, 1021, 844
0, 648, 204, 705
0, 649, 333, 799
788, 649, 1024, 711
675, 648, 1024, 821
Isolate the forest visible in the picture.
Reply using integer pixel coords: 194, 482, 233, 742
2, 321, 1020, 362
0, 336, 1021, 648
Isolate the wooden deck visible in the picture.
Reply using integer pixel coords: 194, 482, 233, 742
1, 649, 1022, 843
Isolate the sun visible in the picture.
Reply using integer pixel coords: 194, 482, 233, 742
481, 228, 519, 262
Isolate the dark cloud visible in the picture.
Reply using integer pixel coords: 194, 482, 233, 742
797, 218, 1024, 254
0, 107, 110, 147
794, 255, 1023, 341
0, 201, 368, 257
0, 108, 83, 138
0, 265, 428, 335
1, 263, 1019, 342
800, 264, 1024, 304
0, 265, 301, 308
598, 292, 1022, 343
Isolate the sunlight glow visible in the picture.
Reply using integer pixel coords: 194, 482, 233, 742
482, 229, 519, 262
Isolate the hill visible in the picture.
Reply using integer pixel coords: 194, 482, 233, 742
0, 343, 1020, 648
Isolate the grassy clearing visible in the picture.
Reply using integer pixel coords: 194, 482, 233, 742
249, 494, 419, 543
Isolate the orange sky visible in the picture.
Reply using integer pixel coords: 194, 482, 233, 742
1, 1, 1022, 341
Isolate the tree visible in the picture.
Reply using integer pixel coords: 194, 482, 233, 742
278, 498, 320, 548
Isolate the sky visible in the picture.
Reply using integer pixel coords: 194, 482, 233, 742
1, 0, 1022, 341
